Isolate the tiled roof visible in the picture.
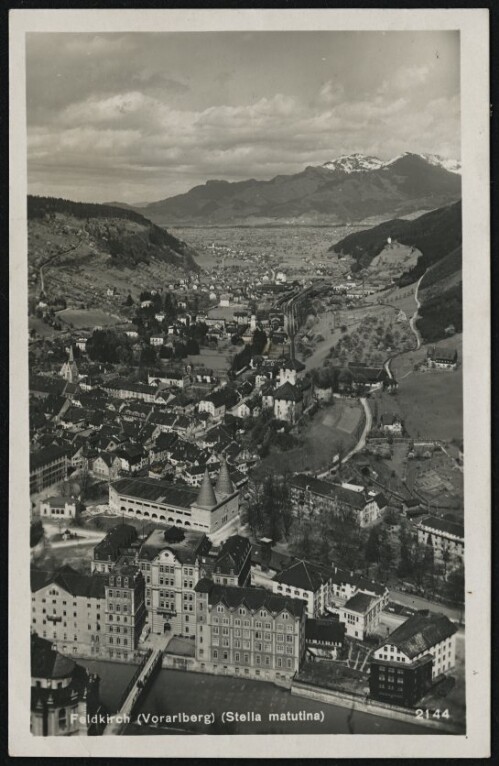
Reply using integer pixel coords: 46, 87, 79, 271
30, 445, 68, 471
31, 633, 76, 679
195, 579, 305, 617
273, 560, 330, 592
342, 591, 376, 613
273, 382, 303, 402
306, 618, 346, 644
31, 565, 106, 599
215, 535, 251, 575
111, 476, 197, 508
139, 526, 211, 564
417, 515, 464, 539
379, 612, 457, 658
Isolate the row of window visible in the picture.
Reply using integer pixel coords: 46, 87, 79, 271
209, 650, 294, 669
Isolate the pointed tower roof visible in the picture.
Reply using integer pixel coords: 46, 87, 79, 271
68, 345, 75, 363
196, 468, 217, 508
215, 457, 234, 496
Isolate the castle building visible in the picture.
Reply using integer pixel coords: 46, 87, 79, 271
194, 579, 306, 684
31, 634, 103, 736
109, 463, 240, 535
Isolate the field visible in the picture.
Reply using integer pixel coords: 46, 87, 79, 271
256, 399, 364, 476
56, 307, 121, 329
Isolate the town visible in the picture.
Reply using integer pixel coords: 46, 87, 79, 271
29, 217, 464, 736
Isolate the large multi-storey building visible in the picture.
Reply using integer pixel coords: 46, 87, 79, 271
104, 564, 146, 661
270, 560, 332, 618
31, 566, 105, 656
109, 462, 240, 535
30, 446, 68, 495
289, 474, 386, 527
137, 526, 212, 637
31, 563, 145, 661
194, 579, 306, 683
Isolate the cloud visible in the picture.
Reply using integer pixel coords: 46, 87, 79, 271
378, 64, 431, 94
27, 58, 459, 202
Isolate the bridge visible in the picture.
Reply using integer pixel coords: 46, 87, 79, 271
103, 633, 170, 735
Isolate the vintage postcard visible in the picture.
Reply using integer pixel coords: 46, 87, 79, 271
9, 8, 490, 759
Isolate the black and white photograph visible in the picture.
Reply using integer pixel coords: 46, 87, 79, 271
9, 8, 490, 759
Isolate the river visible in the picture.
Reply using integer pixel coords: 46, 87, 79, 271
78, 660, 437, 736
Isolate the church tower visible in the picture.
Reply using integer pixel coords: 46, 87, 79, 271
60, 346, 79, 383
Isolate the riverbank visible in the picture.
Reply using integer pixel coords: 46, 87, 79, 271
77, 660, 438, 735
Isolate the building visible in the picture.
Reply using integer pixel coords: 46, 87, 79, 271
109, 465, 240, 536
212, 534, 252, 587
39, 495, 81, 521
338, 590, 384, 640
271, 560, 332, 618
415, 516, 464, 562
31, 634, 103, 736
369, 655, 434, 708
277, 359, 305, 387
427, 347, 458, 370
305, 619, 346, 661
91, 524, 138, 574
31, 566, 105, 656
198, 389, 239, 419
273, 382, 303, 424
30, 446, 68, 495
194, 579, 306, 683
148, 370, 189, 388
371, 611, 458, 679
138, 525, 212, 636
91, 453, 121, 481
289, 474, 386, 527
104, 563, 146, 661
379, 414, 403, 435
59, 347, 79, 384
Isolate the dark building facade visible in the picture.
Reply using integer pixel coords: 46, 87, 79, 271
369, 655, 433, 707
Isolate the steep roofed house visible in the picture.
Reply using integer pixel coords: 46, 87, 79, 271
271, 560, 331, 618
371, 611, 458, 682
427, 346, 458, 370
91, 523, 138, 574
212, 534, 252, 587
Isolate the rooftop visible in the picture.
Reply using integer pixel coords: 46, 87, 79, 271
195, 579, 305, 618
139, 526, 211, 564
379, 612, 458, 659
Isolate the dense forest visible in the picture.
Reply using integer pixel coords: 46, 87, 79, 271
416, 283, 462, 342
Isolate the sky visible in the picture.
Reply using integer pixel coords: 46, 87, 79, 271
26, 31, 460, 204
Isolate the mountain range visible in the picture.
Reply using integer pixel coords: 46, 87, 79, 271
133, 152, 461, 226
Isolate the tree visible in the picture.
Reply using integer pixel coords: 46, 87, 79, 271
125, 293, 134, 306
446, 563, 465, 606
185, 338, 200, 355
365, 527, 380, 564
86, 329, 133, 365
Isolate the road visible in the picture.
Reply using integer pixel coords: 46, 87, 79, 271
342, 397, 372, 463
408, 271, 426, 350
389, 589, 464, 624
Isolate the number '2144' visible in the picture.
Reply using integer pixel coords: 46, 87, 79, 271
415, 709, 450, 719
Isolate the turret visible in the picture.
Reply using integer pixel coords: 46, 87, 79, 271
215, 457, 234, 496
195, 468, 217, 508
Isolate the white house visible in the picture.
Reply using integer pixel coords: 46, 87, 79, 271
39, 495, 80, 520
372, 612, 458, 678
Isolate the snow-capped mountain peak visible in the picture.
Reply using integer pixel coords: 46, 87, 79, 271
322, 154, 384, 173
323, 151, 461, 175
